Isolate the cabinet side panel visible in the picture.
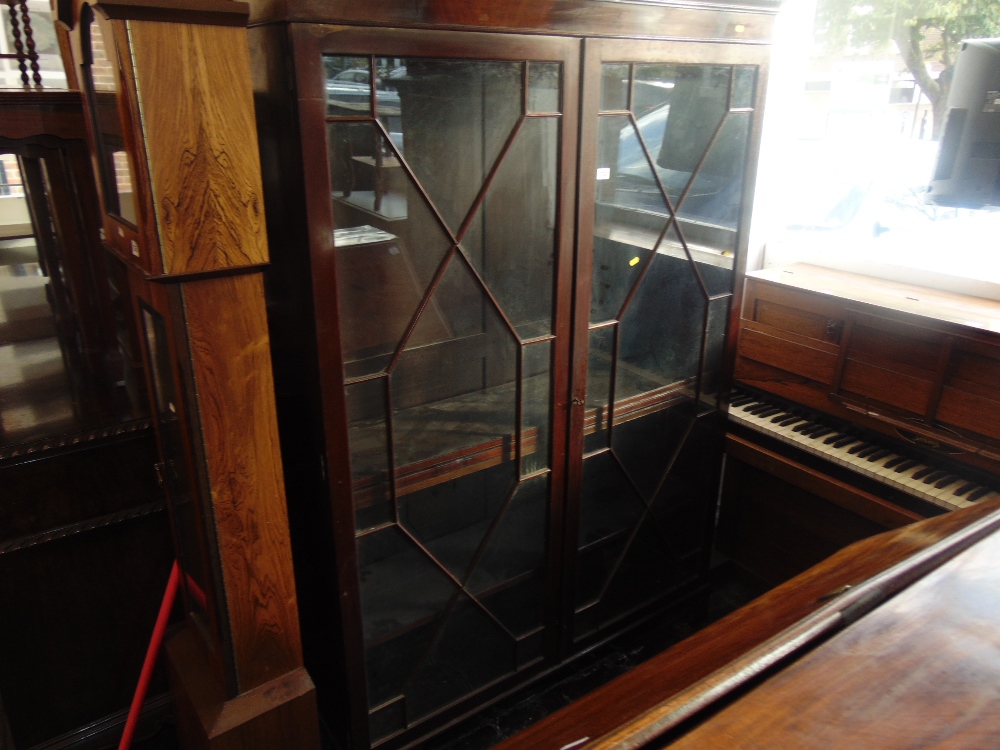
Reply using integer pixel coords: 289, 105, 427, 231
129, 21, 269, 274
181, 273, 302, 692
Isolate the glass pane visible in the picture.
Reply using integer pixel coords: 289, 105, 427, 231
655, 65, 730, 209
528, 62, 561, 113
328, 122, 452, 379
583, 325, 614, 454
616, 243, 706, 404
391, 254, 518, 470
611, 398, 699, 502
633, 63, 676, 120
649, 413, 721, 560
369, 698, 405, 744
731, 66, 757, 109
467, 474, 549, 636
346, 378, 393, 532
600, 63, 630, 112
408, 592, 515, 721
360, 528, 455, 721
87, 16, 136, 227
375, 58, 405, 150
398, 462, 517, 583
382, 58, 523, 234
462, 117, 558, 339
324, 55, 371, 116
575, 452, 643, 612
522, 341, 551, 476
677, 112, 751, 249
701, 296, 732, 403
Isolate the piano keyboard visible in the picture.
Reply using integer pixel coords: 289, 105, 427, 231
728, 392, 999, 513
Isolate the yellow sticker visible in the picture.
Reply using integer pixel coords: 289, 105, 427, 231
629, 256, 640, 267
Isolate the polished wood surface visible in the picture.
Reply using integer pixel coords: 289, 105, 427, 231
497, 498, 1000, 750
245, 0, 778, 45
0, 91, 88, 141
129, 21, 268, 275
736, 263, 1000, 476
662, 524, 1000, 749
181, 273, 301, 692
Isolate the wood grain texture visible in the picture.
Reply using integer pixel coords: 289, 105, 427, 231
497, 498, 1000, 750
245, 0, 777, 44
167, 624, 320, 750
181, 273, 301, 692
663, 528, 1000, 749
128, 21, 267, 274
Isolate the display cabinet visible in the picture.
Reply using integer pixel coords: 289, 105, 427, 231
58, 0, 320, 746
248, 1, 776, 747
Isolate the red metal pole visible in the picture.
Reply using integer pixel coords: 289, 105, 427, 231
119, 560, 180, 750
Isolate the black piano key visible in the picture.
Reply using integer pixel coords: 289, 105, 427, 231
912, 466, 935, 480
847, 442, 870, 454
823, 433, 846, 445
771, 412, 792, 423
792, 421, 817, 434
832, 436, 856, 448
934, 475, 959, 489
920, 470, 946, 485
894, 460, 919, 473
855, 445, 880, 458
757, 407, 782, 418
808, 427, 833, 439
954, 482, 978, 497
779, 416, 804, 427
968, 486, 991, 502
731, 395, 755, 407
884, 456, 906, 469
866, 449, 891, 462
746, 403, 772, 415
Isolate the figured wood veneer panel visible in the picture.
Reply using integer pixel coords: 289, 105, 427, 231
737, 325, 838, 384
128, 21, 268, 274
182, 274, 301, 692
753, 299, 837, 342
937, 387, 1000, 442
840, 360, 933, 415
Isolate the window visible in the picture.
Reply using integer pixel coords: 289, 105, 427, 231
753, 0, 1000, 297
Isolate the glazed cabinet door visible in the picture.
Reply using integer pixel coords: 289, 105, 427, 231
293, 27, 579, 746
567, 38, 768, 645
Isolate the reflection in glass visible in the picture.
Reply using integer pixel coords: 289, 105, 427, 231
528, 62, 561, 113
731, 66, 757, 109
328, 122, 452, 379
600, 63, 630, 112
85, 13, 136, 227
324, 55, 372, 117
382, 58, 522, 233
462, 117, 558, 339
584, 325, 614, 454
522, 341, 552, 476
346, 378, 393, 531
677, 112, 751, 246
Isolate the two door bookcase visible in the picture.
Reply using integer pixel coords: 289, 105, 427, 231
248, 2, 776, 747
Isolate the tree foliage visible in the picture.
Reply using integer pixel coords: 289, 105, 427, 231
815, 0, 1000, 136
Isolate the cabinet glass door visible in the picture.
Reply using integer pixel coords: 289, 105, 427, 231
571, 42, 762, 641
323, 45, 574, 743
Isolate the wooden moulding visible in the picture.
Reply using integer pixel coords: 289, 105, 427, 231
128, 20, 268, 276
0, 92, 88, 141
58, 0, 249, 32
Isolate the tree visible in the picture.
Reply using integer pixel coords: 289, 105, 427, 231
815, 0, 1000, 138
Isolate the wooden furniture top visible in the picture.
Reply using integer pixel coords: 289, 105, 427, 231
663, 524, 1000, 749
245, 0, 779, 42
748, 263, 1000, 337
497, 496, 1000, 750
0, 91, 88, 141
